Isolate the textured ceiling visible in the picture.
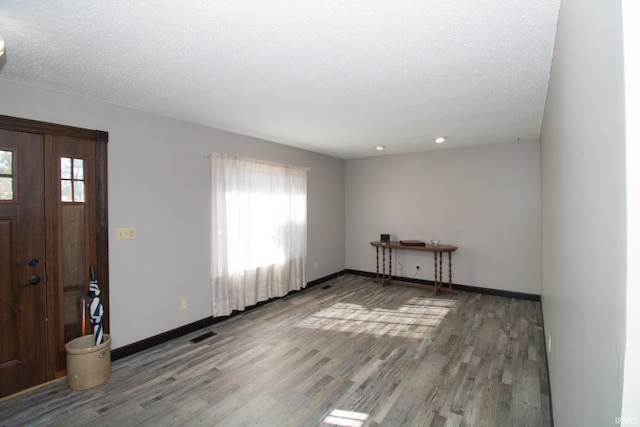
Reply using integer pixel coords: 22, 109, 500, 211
0, 1, 560, 159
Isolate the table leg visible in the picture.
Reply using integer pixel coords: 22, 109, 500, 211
375, 247, 380, 280
382, 247, 386, 285
433, 252, 439, 295
448, 252, 453, 290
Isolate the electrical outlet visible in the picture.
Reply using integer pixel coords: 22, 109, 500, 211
180, 298, 188, 310
314, 262, 318, 270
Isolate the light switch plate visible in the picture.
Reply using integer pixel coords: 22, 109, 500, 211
116, 227, 136, 240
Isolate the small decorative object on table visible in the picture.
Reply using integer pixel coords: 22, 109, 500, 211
431, 240, 440, 246
399, 240, 426, 247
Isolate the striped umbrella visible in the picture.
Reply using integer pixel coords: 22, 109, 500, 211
87, 266, 104, 345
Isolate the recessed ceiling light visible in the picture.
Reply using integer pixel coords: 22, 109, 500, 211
375, 145, 386, 151
434, 136, 447, 144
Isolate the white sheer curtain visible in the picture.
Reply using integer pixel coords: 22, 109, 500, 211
211, 153, 307, 317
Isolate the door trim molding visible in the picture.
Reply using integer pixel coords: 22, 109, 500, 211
0, 115, 108, 143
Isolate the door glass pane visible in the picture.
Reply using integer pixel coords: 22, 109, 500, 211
73, 181, 85, 202
61, 180, 72, 202
62, 204, 86, 342
0, 178, 12, 200
0, 150, 12, 174
61, 157, 72, 179
73, 159, 84, 179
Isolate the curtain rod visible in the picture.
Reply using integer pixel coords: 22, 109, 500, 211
205, 152, 310, 172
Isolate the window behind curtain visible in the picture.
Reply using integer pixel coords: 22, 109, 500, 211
211, 153, 307, 317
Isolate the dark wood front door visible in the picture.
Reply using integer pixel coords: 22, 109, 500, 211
0, 115, 109, 398
0, 129, 48, 397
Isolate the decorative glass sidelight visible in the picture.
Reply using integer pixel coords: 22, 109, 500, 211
60, 156, 87, 342
60, 157, 85, 202
0, 149, 14, 200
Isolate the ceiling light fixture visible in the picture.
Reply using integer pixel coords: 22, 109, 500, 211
0, 36, 5, 57
434, 136, 447, 144
375, 145, 386, 151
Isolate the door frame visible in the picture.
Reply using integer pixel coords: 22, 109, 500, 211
0, 114, 109, 380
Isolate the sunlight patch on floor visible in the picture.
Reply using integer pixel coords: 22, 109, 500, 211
295, 297, 454, 339
322, 409, 369, 427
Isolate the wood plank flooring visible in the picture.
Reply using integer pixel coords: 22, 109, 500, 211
0, 274, 551, 426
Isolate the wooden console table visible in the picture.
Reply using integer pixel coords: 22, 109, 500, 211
370, 241, 458, 295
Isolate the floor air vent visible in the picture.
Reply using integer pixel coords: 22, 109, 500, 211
321, 285, 333, 289
190, 331, 216, 343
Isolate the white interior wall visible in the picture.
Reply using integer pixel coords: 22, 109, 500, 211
622, 0, 640, 419
345, 141, 541, 295
0, 80, 346, 349
540, 0, 627, 424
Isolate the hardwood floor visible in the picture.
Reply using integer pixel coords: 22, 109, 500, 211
0, 274, 551, 426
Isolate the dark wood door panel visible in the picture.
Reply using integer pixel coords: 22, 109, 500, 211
0, 219, 21, 396
0, 129, 47, 398
0, 116, 109, 398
